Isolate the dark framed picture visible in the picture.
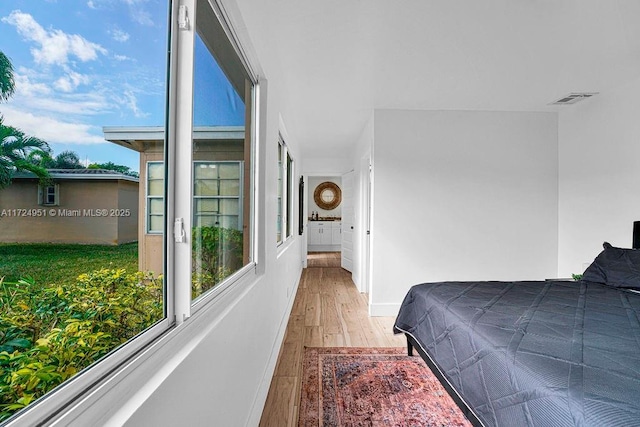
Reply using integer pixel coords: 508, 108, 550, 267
298, 176, 304, 235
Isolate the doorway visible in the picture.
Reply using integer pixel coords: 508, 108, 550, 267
306, 175, 342, 264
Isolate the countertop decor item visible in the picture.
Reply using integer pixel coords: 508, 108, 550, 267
313, 181, 341, 210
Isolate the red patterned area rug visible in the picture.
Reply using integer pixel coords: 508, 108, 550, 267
299, 347, 472, 426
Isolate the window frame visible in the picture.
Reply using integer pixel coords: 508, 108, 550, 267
286, 150, 293, 239
38, 183, 59, 206
277, 137, 284, 244
277, 135, 294, 246
173, 0, 260, 317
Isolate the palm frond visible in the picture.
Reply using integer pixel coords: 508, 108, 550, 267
0, 116, 51, 189
0, 51, 15, 102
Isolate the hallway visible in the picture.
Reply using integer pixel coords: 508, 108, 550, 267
259, 253, 405, 425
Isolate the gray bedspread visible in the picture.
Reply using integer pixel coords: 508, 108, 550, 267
393, 280, 640, 426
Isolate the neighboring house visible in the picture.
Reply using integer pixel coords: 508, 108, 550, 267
0, 169, 139, 245
103, 126, 247, 275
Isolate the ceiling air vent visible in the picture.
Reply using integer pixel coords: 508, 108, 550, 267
550, 92, 598, 105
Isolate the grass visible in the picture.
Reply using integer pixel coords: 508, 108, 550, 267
0, 243, 138, 285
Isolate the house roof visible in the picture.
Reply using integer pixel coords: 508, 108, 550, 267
13, 169, 139, 183
103, 126, 245, 152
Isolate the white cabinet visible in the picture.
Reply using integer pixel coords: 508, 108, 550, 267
308, 222, 332, 245
331, 222, 341, 244
308, 224, 321, 245
308, 221, 341, 251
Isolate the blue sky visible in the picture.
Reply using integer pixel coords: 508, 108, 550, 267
0, 0, 244, 172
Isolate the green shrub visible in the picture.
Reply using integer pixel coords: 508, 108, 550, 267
0, 269, 162, 421
192, 226, 243, 298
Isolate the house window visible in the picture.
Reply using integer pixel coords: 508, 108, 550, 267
193, 162, 243, 230
277, 136, 294, 245
147, 162, 164, 234
38, 184, 59, 206
286, 151, 293, 238
277, 139, 284, 244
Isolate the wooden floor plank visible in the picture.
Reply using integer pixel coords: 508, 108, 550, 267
259, 376, 297, 427
320, 293, 342, 334
304, 293, 321, 326
259, 253, 402, 426
303, 326, 324, 347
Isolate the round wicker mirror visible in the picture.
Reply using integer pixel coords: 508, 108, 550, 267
313, 182, 342, 210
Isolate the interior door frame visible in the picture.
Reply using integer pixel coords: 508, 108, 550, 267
304, 173, 343, 254
340, 170, 355, 273
360, 155, 372, 294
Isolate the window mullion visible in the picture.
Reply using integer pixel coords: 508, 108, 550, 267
172, 0, 196, 324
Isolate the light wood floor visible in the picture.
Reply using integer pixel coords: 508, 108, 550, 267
306, 251, 341, 268
259, 252, 405, 426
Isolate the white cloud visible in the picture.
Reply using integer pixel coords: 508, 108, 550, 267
131, 10, 153, 26
122, 0, 149, 6
8, 70, 109, 116
14, 73, 52, 98
1, 106, 105, 145
54, 78, 74, 93
10, 61, 112, 117
120, 0, 154, 26
2, 10, 107, 67
110, 28, 130, 43
117, 89, 148, 118
83, 0, 154, 26
54, 71, 91, 93
23, 93, 109, 117
113, 54, 132, 61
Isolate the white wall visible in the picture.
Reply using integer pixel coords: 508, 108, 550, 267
303, 156, 353, 176
370, 109, 559, 315
558, 76, 640, 276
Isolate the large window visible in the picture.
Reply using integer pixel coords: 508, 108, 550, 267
277, 136, 294, 245
0, 1, 170, 422
0, 0, 259, 423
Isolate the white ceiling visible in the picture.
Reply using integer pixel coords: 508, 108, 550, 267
257, 0, 640, 159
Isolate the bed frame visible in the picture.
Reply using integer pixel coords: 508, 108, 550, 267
405, 333, 483, 427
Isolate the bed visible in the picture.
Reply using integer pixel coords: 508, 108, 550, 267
393, 243, 640, 426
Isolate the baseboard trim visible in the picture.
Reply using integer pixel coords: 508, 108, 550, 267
368, 302, 401, 317
245, 265, 302, 426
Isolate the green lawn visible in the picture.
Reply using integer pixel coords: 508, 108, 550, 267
0, 243, 138, 285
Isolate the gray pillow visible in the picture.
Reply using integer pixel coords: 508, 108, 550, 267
582, 242, 640, 289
